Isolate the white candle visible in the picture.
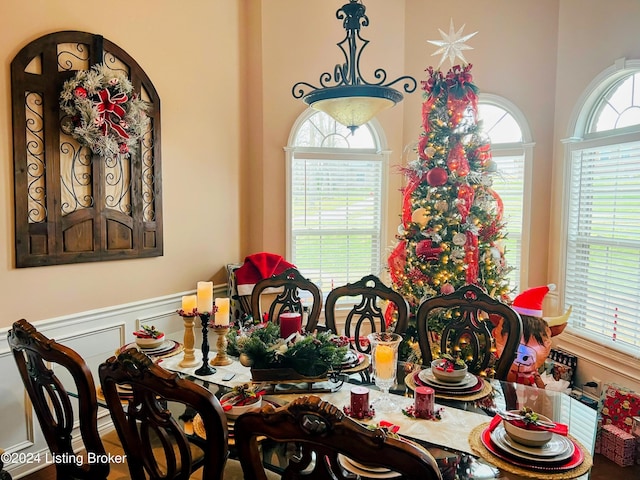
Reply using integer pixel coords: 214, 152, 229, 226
214, 297, 230, 326
196, 281, 214, 313
181, 294, 197, 314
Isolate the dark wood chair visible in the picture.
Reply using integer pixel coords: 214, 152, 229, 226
415, 284, 523, 380
324, 274, 409, 354
99, 348, 243, 480
7, 319, 125, 480
250, 268, 322, 332
234, 395, 442, 480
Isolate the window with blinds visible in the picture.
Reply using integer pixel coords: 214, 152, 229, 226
287, 111, 386, 294
566, 140, 640, 354
564, 69, 640, 355
478, 103, 526, 292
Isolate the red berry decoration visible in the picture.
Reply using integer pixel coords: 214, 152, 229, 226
426, 167, 448, 186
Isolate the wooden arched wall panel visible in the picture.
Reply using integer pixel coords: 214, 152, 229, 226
11, 31, 162, 267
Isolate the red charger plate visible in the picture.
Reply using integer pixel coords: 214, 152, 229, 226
480, 425, 584, 472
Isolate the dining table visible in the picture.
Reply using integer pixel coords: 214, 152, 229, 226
150, 346, 598, 480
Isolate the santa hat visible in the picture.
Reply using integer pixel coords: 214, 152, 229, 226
235, 252, 296, 296
511, 284, 556, 317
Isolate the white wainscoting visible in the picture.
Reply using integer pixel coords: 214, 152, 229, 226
0, 287, 226, 479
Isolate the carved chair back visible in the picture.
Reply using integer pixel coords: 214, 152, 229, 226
234, 395, 442, 480
324, 274, 409, 354
98, 348, 228, 480
415, 284, 522, 380
7, 319, 110, 480
250, 268, 322, 332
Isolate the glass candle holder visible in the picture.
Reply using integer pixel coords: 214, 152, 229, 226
367, 332, 402, 412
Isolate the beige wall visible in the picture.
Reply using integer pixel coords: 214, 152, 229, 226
0, 0, 244, 325
3, 0, 640, 391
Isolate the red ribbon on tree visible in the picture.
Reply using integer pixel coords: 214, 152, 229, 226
456, 184, 475, 221
421, 96, 437, 134
447, 142, 470, 177
401, 172, 425, 225
486, 187, 504, 222
465, 231, 479, 284
95, 88, 129, 139
388, 240, 408, 286
384, 303, 397, 328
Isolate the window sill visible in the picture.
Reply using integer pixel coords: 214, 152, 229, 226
553, 331, 640, 388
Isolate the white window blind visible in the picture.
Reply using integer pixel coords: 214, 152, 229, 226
491, 153, 525, 292
566, 140, 640, 354
479, 102, 526, 292
290, 155, 383, 293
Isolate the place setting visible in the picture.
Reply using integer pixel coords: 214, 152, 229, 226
404, 356, 493, 401
119, 325, 184, 359
469, 407, 593, 479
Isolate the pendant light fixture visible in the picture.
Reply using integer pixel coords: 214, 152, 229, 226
292, 0, 416, 133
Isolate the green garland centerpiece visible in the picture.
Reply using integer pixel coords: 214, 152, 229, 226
227, 322, 348, 378
60, 63, 150, 158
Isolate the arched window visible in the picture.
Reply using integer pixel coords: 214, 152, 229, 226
285, 110, 389, 293
563, 61, 640, 355
478, 96, 533, 293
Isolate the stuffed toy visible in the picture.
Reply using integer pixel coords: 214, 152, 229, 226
492, 284, 571, 388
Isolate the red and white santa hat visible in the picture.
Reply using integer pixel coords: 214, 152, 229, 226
511, 284, 556, 317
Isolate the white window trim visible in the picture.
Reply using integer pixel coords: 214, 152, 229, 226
552, 58, 640, 384
479, 93, 535, 292
284, 108, 390, 284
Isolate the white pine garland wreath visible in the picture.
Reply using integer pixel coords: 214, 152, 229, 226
60, 63, 150, 157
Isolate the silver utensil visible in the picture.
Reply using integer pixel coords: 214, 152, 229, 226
495, 410, 557, 429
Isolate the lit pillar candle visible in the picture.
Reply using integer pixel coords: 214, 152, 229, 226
374, 344, 395, 380
196, 281, 214, 313
181, 294, 197, 315
214, 297, 230, 326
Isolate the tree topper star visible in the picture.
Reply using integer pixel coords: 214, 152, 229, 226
428, 19, 478, 68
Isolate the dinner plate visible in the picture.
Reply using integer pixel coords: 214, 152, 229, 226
340, 350, 361, 368
418, 369, 479, 390
120, 340, 182, 357
415, 372, 484, 394
490, 425, 574, 462
480, 425, 584, 472
337, 454, 401, 478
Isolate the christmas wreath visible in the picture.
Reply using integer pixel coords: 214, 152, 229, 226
60, 63, 150, 157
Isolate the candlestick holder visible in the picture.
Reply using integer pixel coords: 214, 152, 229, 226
177, 310, 200, 368
209, 325, 233, 366
194, 312, 216, 376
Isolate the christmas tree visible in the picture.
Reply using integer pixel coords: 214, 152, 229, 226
387, 62, 512, 324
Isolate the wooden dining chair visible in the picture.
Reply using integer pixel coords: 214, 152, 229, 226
324, 274, 409, 354
415, 284, 523, 380
250, 268, 322, 332
7, 319, 127, 480
99, 348, 244, 480
234, 395, 442, 480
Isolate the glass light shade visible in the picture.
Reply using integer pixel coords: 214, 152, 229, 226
303, 85, 404, 131
311, 96, 395, 130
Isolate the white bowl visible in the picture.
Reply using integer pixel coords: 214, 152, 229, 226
220, 392, 262, 419
503, 411, 553, 447
135, 333, 164, 349
430, 359, 468, 383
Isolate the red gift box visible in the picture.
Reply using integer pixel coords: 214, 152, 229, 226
601, 424, 636, 467
601, 384, 640, 433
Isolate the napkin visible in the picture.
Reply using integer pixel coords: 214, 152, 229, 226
489, 415, 569, 436
507, 418, 569, 436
